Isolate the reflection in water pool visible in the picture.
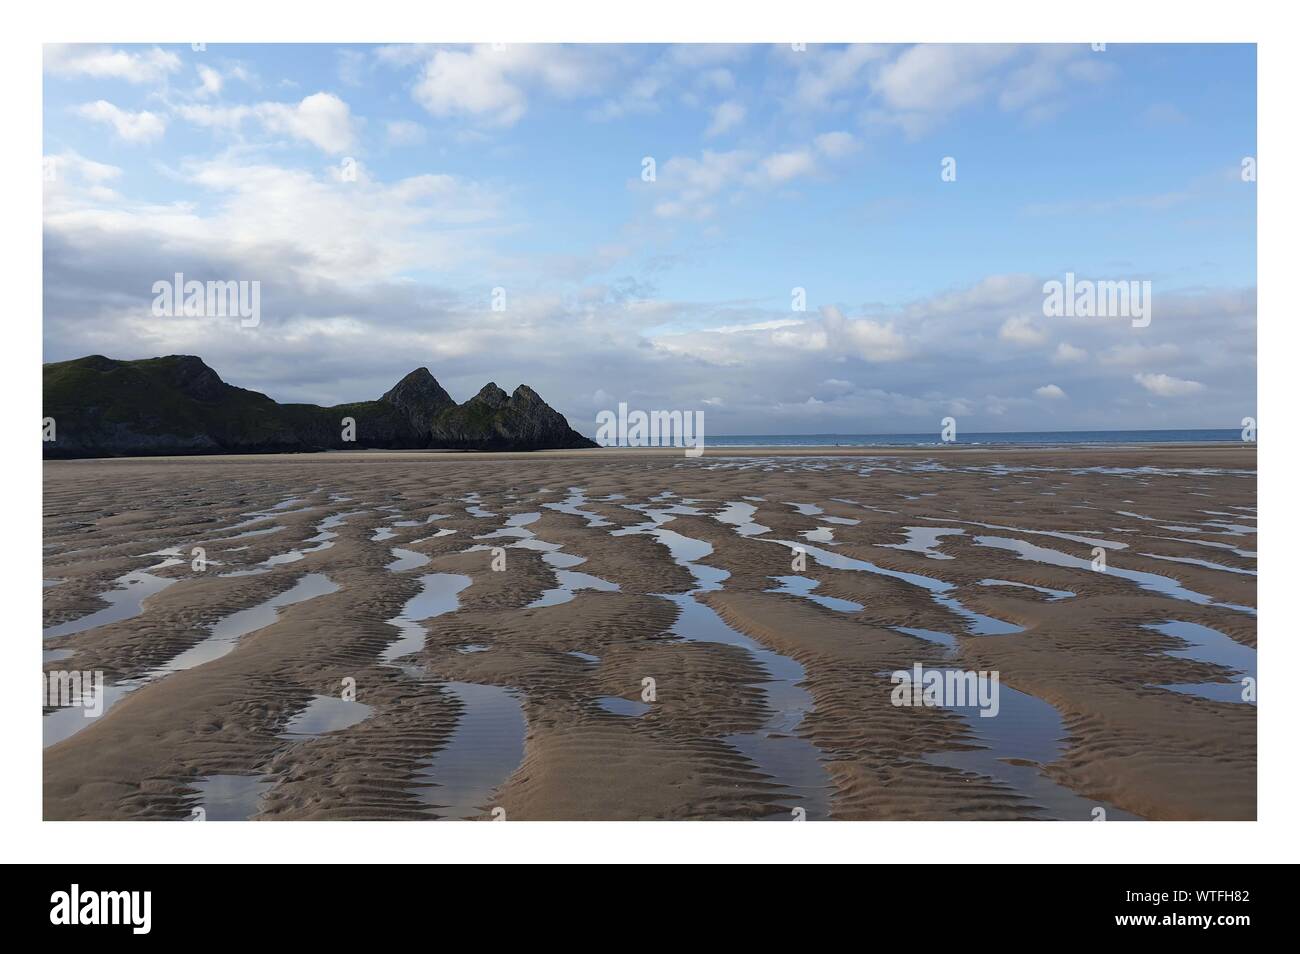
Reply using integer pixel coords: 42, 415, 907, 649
767, 575, 862, 612
280, 694, 373, 738
414, 681, 526, 819
218, 511, 362, 577
164, 574, 340, 674
922, 670, 1141, 820
597, 695, 651, 717
877, 526, 964, 560
43, 573, 341, 748
529, 568, 620, 608
615, 509, 834, 819
978, 578, 1074, 601
383, 574, 473, 665
974, 535, 1255, 616
777, 540, 1022, 636
894, 626, 957, 650
385, 547, 431, 572
185, 774, 275, 821
1147, 619, 1256, 705
43, 568, 176, 639
714, 501, 769, 537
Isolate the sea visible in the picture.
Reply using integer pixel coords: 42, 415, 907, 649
702, 429, 1247, 448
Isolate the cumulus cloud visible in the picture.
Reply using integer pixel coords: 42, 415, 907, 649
786, 43, 1114, 137
43, 150, 121, 185
178, 92, 358, 154
650, 133, 858, 218
1134, 372, 1205, 397
760, 150, 817, 183
410, 44, 606, 127
45, 44, 181, 84
195, 65, 223, 98
256, 93, 357, 153
1052, 342, 1088, 364
788, 44, 888, 111
46, 154, 504, 290
873, 44, 1018, 115
74, 101, 166, 143
999, 316, 1047, 345
705, 100, 746, 137
659, 304, 906, 366
1035, 384, 1067, 399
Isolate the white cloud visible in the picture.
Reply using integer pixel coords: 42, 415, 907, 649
760, 150, 816, 183
864, 44, 1115, 136
592, 45, 749, 121
777, 305, 907, 362
1035, 384, 1067, 399
45, 44, 181, 84
651, 134, 854, 218
43, 151, 121, 185
814, 131, 858, 158
74, 101, 166, 143
874, 44, 1018, 114
1100, 342, 1180, 366
195, 65, 223, 98
653, 149, 752, 218
1051, 342, 1088, 364
789, 44, 888, 110
1134, 372, 1205, 397
706, 318, 803, 334
46, 155, 504, 286
178, 93, 358, 154
997, 44, 1115, 116
999, 315, 1047, 345
411, 44, 605, 127
255, 93, 357, 154
705, 100, 746, 137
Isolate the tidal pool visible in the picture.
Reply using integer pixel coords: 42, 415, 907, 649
413, 681, 527, 820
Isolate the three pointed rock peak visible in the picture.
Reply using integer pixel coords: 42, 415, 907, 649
383, 369, 548, 410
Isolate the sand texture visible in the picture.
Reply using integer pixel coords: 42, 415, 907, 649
42, 445, 1257, 820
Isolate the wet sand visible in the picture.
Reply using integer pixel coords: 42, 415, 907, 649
42, 444, 1256, 820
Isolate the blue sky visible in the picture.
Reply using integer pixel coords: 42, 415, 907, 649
43, 43, 1256, 434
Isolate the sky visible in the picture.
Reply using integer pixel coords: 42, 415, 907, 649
42, 43, 1256, 436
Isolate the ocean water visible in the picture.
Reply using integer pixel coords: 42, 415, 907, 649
703, 429, 1246, 448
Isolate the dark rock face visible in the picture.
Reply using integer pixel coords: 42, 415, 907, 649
379, 368, 455, 436
158, 354, 227, 402
427, 381, 595, 450
469, 382, 510, 409
43, 354, 597, 458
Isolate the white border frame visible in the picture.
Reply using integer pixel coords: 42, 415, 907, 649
5, 0, 1291, 864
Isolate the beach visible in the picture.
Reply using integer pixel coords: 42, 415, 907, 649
41, 444, 1257, 821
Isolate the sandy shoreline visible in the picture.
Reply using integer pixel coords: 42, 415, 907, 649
42, 444, 1256, 820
